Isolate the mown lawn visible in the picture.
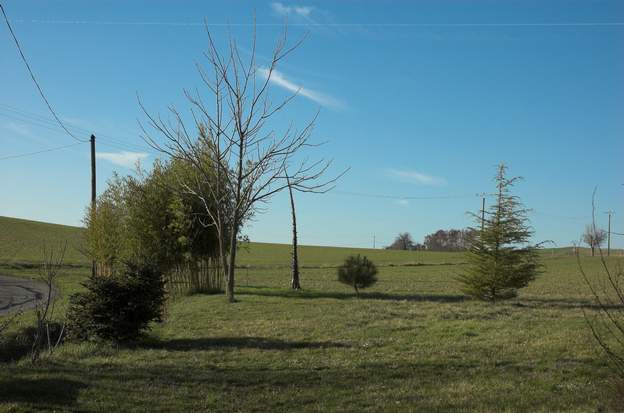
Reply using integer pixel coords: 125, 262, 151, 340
1, 250, 621, 412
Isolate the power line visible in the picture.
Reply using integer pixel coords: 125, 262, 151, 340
13, 19, 624, 28
1, 3, 86, 143
0, 104, 153, 153
330, 191, 601, 225
332, 190, 476, 200
0, 103, 93, 136
531, 210, 588, 221
0, 104, 87, 133
0, 142, 85, 161
0, 110, 85, 138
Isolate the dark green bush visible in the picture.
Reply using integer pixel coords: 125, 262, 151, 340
66, 263, 166, 342
337, 255, 378, 297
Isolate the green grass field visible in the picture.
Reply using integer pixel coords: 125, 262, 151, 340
0, 216, 87, 265
0, 215, 593, 268
1, 216, 622, 412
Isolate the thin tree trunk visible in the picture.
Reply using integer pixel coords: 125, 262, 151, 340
218, 234, 230, 299
226, 221, 238, 303
287, 176, 301, 290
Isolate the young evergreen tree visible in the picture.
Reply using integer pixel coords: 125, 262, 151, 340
337, 255, 378, 297
459, 164, 541, 301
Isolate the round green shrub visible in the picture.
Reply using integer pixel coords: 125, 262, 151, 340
337, 255, 378, 297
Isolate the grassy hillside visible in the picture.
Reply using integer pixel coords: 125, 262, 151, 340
0, 215, 465, 268
237, 242, 466, 267
0, 216, 87, 265
0, 216, 591, 269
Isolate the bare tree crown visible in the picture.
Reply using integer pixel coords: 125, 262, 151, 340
138, 23, 346, 302
140, 24, 343, 218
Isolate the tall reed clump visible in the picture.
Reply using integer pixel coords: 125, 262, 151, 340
84, 149, 233, 296
167, 257, 223, 295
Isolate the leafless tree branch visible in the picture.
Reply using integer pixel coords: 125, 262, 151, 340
140, 21, 346, 302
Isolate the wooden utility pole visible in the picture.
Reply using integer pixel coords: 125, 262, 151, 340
90, 134, 96, 277
477, 193, 487, 232
605, 210, 615, 256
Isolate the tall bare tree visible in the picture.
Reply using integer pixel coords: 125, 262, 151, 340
578, 195, 624, 377
286, 173, 300, 289
140, 24, 343, 302
582, 224, 607, 257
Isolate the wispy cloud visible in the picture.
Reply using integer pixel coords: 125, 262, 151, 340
395, 199, 409, 207
270, 2, 313, 18
386, 168, 447, 186
96, 151, 148, 168
268, 2, 341, 35
5, 122, 33, 138
257, 67, 345, 110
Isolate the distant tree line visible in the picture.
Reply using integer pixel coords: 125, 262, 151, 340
386, 233, 422, 251
424, 229, 477, 251
386, 228, 477, 251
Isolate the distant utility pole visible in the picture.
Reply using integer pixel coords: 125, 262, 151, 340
605, 210, 615, 256
90, 134, 96, 277
373, 234, 376, 249
477, 193, 487, 232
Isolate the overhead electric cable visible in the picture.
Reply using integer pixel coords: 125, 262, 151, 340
14, 19, 624, 28
0, 105, 153, 153
332, 190, 476, 200
531, 210, 589, 221
0, 142, 85, 161
1, 3, 86, 143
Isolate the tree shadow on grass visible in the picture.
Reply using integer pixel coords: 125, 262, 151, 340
141, 336, 351, 352
0, 378, 87, 409
238, 288, 467, 303
239, 288, 623, 310
513, 297, 624, 310
3, 357, 608, 412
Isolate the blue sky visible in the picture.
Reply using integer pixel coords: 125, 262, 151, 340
1, 0, 622, 248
